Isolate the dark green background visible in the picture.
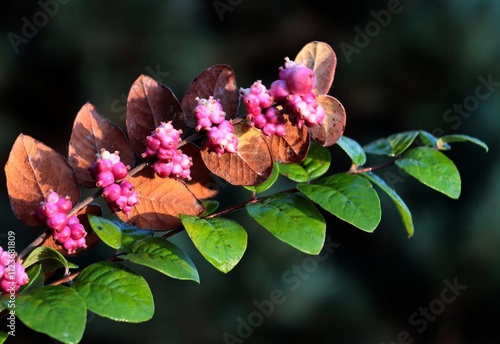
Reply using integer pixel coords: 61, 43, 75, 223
1, 0, 499, 343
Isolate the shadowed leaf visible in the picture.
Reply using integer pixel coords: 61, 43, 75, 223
126, 74, 185, 156
5, 134, 80, 227
200, 122, 273, 186
308, 95, 346, 147
181, 65, 239, 128
116, 169, 205, 230
68, 102, 135, 188
261, 114, 310, 164
181, 142, 219, 199
295, 41, 337, 95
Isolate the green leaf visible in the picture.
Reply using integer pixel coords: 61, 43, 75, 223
364, 131, 419, 156
72, 261, 154, 323
89, 215, 153, 250
361, 171, 414, 238
15, 286, 86, 344
298, 173, 381, 232
337, 136, 366, 165
279, 141, 331, 182
180, 215, 247, 273
437, 134, 489, 152
395, 147, 461, 199
19, 264, 45, 294
23, 246, 77, 275
245, 162, 280, 193
246, 193, 326, 254
201, 200, 219, 216
121, 237, 199, 283
0, 332, 8, 343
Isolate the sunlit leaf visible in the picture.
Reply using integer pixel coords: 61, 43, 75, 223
279, 141, 331, 182
363, 131, 419, 156
294, 41, 337, 95
395, 147, 461, 199
307, 95, 346, 147
437, 134, 489, 152
182, 142, 219, 200
116, 169, 205, 230
68, 102, 135, 188
5, 134, 80, 227
126, 74, 185, 156
246, 193, 326, 254
337, 136, 366, 166
181, 65, 239, 128
88, 215, 153, 250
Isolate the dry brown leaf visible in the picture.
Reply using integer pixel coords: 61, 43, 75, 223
116, 169, 205, 230
181, 142, 219, 200
262, 114, 310, 164
5, 134, 80, 227
295, 41, 337, 95
68, 102, 135, 188
181, 65, 239, 128
126, 75, 185, 156
200, 122, 273, 186
307, 95, 346, 147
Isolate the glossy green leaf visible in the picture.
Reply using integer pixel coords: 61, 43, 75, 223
245, 162, 280, 194
23, 246, 77, 275
437, 134, 489, 152
89, 215, 153, 250
201, 200, 219, 216
15, 286, 86, 344
279, 141, 331, 182
337, 135, 366, 165
0, 331, 7, 343
246, 193, 326, 254
361, 171, 414, 237
364, 131, 419, 156
72, 262, 154, 322
298, 173, 381, 232
19, 264, 45, 294
121, 237, 199, 283
396, 147, 461, 198
180, 215, 247, 273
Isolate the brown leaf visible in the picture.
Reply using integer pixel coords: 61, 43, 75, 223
116, 169, 205, 230
42, 203, 102, 257
68, 102, 135, 188
262, 114, 310, 164
5, 134, 80, 227
181, 65, 239, 128
181, 142, 219, 200
295, 41, 337, 95
307, 95, 346, 147
200, 122, 273, 186
126, 75, 185, 156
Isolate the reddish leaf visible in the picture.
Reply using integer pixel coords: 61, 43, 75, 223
5, 134, 80, 227
68, 102, 135, 188
116, 169, 205, 231
262, 114, 310, 164
295, 41, 337, 95
181, 65, 239, 128
181, 142, 219, 200
307, 95, 346, 147
126, 75, 185, 156
200, 122, 273, 186
42, 203, 102, 257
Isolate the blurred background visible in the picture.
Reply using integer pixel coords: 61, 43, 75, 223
1, 0, 499, 343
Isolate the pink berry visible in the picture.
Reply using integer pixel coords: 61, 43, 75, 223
96, 171, 115, 188
103, 183, 122, 202
111, 161, 128, 180
285, 65, 316, 95
57, 196, 73, 214
46, 213, 68, 231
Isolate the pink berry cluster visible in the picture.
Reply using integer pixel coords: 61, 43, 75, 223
89, 149, 138, 214
240, 81, 286, 136
35, 190, 87, 254
142, 121, 192, 180
269, 57, 325, 128
0, 247, 29, 294
194, 96, 238, 156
